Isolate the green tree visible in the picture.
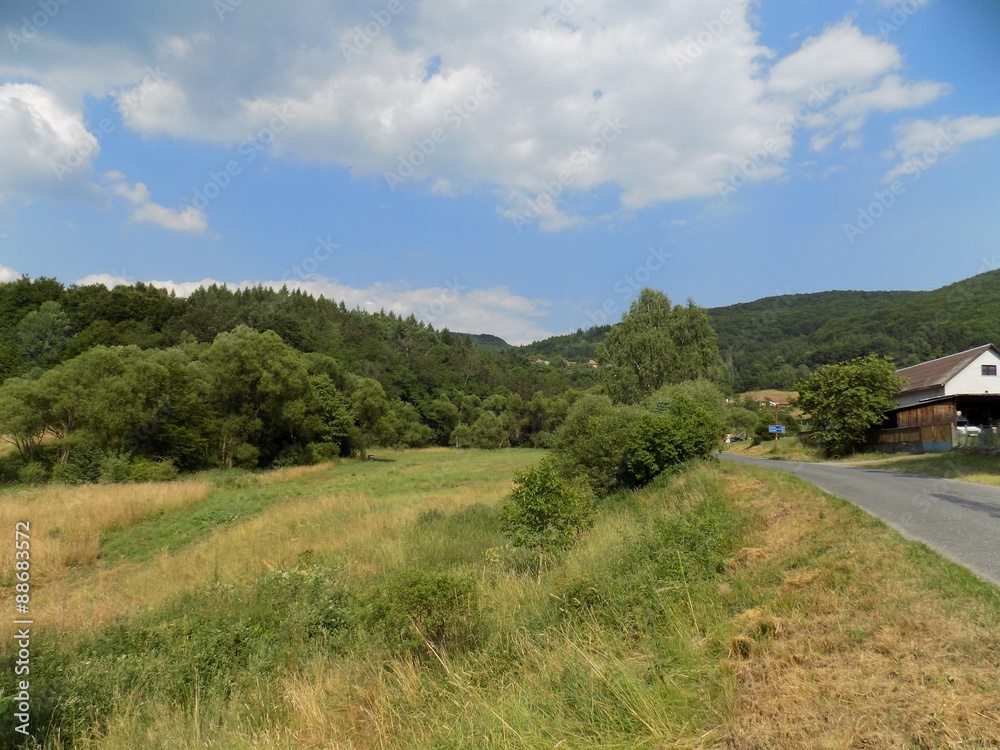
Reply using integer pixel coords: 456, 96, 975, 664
550, 395, 639, 494
499, 458, 594, 555
597, 289, 724, 403
203, 326, 313, 466
469, 411, 506, 449
308, 374, 354, 454
625, 384, 726, 486
16, 300, 71, 367
423, 398, 460, 445
0, 377, 47, 459
794, 354, 901, 457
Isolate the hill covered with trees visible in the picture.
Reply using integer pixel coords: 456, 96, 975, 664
519, 269, 1000, 391
0, 277, 600, 482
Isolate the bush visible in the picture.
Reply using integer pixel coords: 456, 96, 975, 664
98, 453, 133, 483
625, 390, 725, 486
500, 458, 594, 555
97, 454, 179, 483
18, 461, 49, 485
305, 441, 342, 463
361, 568, 480, 652
550, 395, 639, 494
51, 443, 104, 484
127, 458, 179, 482
0, 453, 24, 484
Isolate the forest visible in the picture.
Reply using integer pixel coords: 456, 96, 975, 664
8, 268, 996, 482
520, 268, 1000, 391
0, 277, 606, 482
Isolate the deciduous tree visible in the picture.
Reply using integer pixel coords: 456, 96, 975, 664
794, 354, 900, 457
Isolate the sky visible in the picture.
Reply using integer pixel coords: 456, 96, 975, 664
0, 0, 998, 345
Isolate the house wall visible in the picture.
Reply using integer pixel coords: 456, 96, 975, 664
944, 349, 1000, 396
895, 386, 944, 409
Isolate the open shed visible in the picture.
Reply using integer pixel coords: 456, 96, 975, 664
875, 344, 1000, 452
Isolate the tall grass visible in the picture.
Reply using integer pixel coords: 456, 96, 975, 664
0, 481, 212, 583
4, 449, 1000, 748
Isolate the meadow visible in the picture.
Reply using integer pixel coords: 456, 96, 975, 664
1, 448, 998, 748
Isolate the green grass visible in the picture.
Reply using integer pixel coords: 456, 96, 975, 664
6, 448, 1000, 749
99, 449, 542, 565
838, 449, 1000, 486
721, 435, 822, 462
98, 479, 310, 563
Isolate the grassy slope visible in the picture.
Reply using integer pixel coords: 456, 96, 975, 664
3, 450, 999, 748
725, 436, 1000, 490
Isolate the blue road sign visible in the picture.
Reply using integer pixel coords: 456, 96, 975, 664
768, 425, 786, 434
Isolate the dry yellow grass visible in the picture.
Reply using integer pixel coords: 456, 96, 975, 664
740, 389, 798, 404
0, 480, 211, 583
10, 456, 519, 642
715, 465, 1000, 748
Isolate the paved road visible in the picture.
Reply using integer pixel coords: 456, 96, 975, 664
720, 453, 1000, 588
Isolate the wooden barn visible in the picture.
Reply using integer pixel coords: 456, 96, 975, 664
874, 344, 1000, 452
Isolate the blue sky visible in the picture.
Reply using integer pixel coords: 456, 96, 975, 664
1, 0, 998, 343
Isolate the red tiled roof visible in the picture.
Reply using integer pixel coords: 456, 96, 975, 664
896, 344, 999, 393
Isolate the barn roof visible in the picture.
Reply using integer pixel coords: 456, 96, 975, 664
896, 344, 999, 393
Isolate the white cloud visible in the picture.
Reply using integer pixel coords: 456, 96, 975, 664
883, 115, 1000, 183
0, 5, 956, 229
0, 263, 20, 282
769, 22, 900, 95
830, 75, 947, 120
0, 83, 99, 201
73, 273, 131, 288
105, 173, 208, 233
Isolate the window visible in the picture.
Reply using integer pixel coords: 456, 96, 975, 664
983, 365, 997, 376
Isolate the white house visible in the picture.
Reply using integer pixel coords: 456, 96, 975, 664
894, 344, 1000, 410
877, 344, 1000, 451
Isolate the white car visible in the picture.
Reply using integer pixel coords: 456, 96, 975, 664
956, 417, 982, 437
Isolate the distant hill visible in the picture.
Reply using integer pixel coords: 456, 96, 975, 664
519, 325, 611, 362
457, 332, 513, 353
514, 269, 1000, 391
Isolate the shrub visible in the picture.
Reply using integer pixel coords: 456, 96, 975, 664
98, 453, 133, 483
18, 461, 49, 485
550, 395, 639, 494
500, 458, 594, 555
52, 443, 104, 484
96, 454, 179, 483
0, 453, 24, 483
361, 568, 480, 652
625, 390, 725, 486
127, 458, 179, 482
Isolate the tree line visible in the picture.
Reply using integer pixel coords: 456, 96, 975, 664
0, 278, 733, 484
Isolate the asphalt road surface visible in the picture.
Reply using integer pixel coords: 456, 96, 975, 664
720, 453, 1000, 588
